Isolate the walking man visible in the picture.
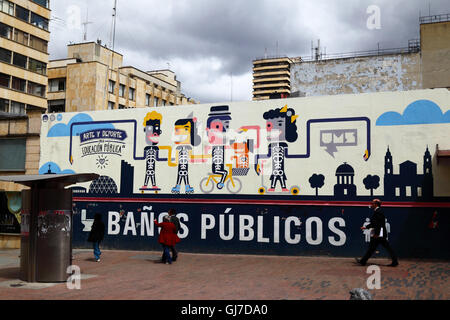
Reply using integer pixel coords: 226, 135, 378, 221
88, 213, 105, 262
356, 199, 398, 267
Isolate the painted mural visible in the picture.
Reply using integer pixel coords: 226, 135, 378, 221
39, 89, 450, 258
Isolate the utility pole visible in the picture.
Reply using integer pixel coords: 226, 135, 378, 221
230, 72, 233, 102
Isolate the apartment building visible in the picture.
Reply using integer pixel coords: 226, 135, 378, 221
0, 0, 50, 247
47, 41, 196, 113
252, 57, 292, 101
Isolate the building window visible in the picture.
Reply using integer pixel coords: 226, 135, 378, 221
11, 77, 26, 92
118, 104, 125, 109
0, 22, 12, 39
119, 84, 125, 97
29, 35, 47, 52
31, 0, 49, 8
107, 101, 115, 110
48, 100, 65, 113
15, 5, 30, 23
10, 101, 25, 115
28, 58, 46, 75
128, 87, 135, 101
30, 12, 49, 30
406, 186, 412, 197
49, 78, 65, 92
0, 72, 9, 88
0, 47, 12, 64
0, 138, 26, 171
0, 98, 9, 112
108, 80, 115, 93
27, 81, 45, 97
13, 29, 29, 46
169, 102, 174, 106
162, 100, 166, 106
145, 94, 150, 106
0, 0, 14, 15
12, 52, 27, 68
153, 97, 159, 107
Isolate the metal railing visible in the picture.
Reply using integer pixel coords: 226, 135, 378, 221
253, 55, 290, 62
420, 14, 450, 24
300, 45, 420, 62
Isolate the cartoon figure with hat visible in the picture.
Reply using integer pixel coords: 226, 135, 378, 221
205, 106, 233, 189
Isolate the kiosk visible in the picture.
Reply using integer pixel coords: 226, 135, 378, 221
0, 174, 98, 282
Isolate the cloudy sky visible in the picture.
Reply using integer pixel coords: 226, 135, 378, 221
48, 0, 449, 103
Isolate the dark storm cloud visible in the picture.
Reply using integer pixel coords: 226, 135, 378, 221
49, 0, 450, 103
113, 0, 306, 75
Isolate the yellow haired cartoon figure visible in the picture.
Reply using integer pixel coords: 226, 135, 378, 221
170, 116, 201, 194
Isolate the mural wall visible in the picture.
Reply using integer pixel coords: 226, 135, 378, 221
39, 89, 450, 258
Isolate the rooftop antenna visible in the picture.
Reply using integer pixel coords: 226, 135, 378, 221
82, 8, 92, 42
314, 39, 321, 61
276, 40, 279, 57
104, 0, 118, 111
109, 0, 118, 51
264, 47, 267, 59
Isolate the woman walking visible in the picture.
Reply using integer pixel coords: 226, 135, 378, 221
154, 215, 180, 264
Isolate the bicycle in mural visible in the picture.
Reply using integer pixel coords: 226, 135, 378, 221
199, 163, 244, 194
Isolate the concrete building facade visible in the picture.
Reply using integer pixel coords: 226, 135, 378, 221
47, 42, 196, 113
420, 15, 450, 89
291, 51, 422, 97
0, 0, 50, 247
290, 17, 450, 97
254, 15, 450, 99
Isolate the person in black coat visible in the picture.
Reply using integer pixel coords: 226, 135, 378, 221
356, 199, 398, 267
88, 213, 105, 262
165, 208, 180, 262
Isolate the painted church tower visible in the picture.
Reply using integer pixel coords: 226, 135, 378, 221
385, 147, 393, 175
384, 147, 395, 198
422, 147, 434, 198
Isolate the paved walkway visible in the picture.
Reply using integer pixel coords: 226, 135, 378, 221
0, 249, 448, 300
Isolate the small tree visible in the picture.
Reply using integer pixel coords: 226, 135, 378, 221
309, 174, 325, 196
363, 175, 380, 196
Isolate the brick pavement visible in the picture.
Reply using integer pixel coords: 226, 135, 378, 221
0, 248, 448, 300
